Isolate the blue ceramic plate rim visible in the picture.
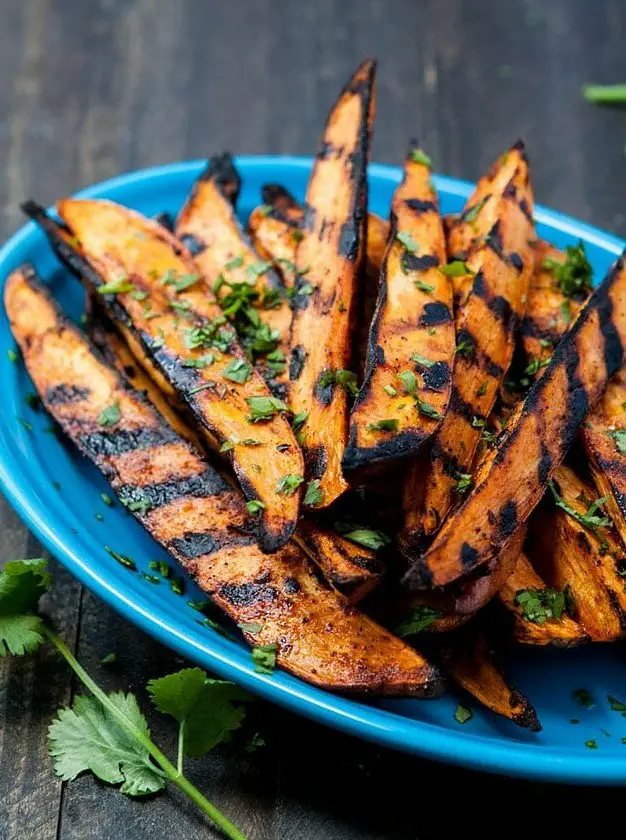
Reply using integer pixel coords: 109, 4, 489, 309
2, 155, 626, 786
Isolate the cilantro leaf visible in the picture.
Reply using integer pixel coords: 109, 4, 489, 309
251, 644, 278, 674
221, 358, 253, 384
394, 605, 442, 637
49, 692, 165, 796
246, 395, 290, 422
515, 586, 571, 624
366, 418, 399, 433
409, 148, 432, 169
303, 479, 324, 507
0, 558, 50, 656
543, 241, 592, 298
148, 668, 250, 758
439, 261, 474, 277
335, 524, 391, 551
98, 401, 121, 427
609, 428, 626, 456
98, 277, 134, 295
461, 196, 488, 224
276, 474, 304, 495
548, 481, 611, 532
396, 231, 419, 253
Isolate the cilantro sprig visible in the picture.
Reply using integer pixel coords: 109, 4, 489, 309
1, 559, 249, 840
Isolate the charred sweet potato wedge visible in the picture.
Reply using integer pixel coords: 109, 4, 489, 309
404, 250, 626, 589
401, 160, 535, 551
526, 466, 626, 641
174, 154, 292, 396
6, 265, 441, 697
92, 309, 380, 603
446, 142, 530, 307
583, 367, 626, 549
248, 185, 303, 288
295, 520, 383, 603
441, 633, 541, 731
288, 58, 377, 505
342, 144, 453, 474
499, 552, 587, 647
24, 198, 303, 553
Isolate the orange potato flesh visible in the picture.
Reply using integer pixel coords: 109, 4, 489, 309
27, 198, 303, 553
5, 265, 441, 697
288, 59, 376, 507
343, 145, 454, 474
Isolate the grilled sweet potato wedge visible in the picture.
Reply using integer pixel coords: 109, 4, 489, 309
288, 59, 376, 506
520, 240, 588, 366
342, 144, 453, 474
6, 265, 441, 697
582, 367, 626, 549
499, 552, 587, 646
446, 142, 530, 307
527, 466, 626, 641
296, 519, 383, 603
248, 185, 303, 288
24, 199, 303, 553
174, 154, 292, 396
405, 250, 626, 589
441, 633, 541, 731
401, 161, 535, 551
91, 310, 382, 603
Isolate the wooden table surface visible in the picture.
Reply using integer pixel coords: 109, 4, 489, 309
2, 1, 626, 837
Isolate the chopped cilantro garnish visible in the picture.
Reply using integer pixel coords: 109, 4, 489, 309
412, 353, 435, 368
548, 481, 611, 532
98, 401, 121, 427
396, 231, 419, 253
303, 479, 324, 507
454, 705, 473, 724
246, 500, 266, 515
98, 277, 134, 295
414, 279, 434, 293
247, 395, 290, 422
251, 643, 277, 674
461, 195, 489, 224
383, 384, 397, 396
409, 148, 432, 169
439, 261, 474, 277
276, 474, 304, 496
366, 418, 399, 432
543, 241, 592, 298
394, 605, 442, 637
515, 586, 571, 624
221, 358, 253, 384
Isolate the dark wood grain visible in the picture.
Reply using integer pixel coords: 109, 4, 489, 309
3, 0, 626, 838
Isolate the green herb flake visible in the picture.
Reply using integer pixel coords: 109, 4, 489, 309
276, 474, 304, 496
104, 546, 136, 571
246, 261, 273, 283
461, 196, 489, 224
335, 524, 391, 551
251, 643, 278, 675
246, 500, 266, 515
454, 473, 473, 494
292, 411, 308, 430
366, 418, 399, 433
476, 382, 488, 397
101, 493, 114, 507
221, 358, 253, 384
396, 231, 419, 253
548, 481, 611, 532
170, 577, 185, 596
394, 605, 442, 637
515, 586, 570, 624
574, 688, 595, 709
142, 573, 161, 585
304, 479, 324, 507
415, 397, 441, 420
439, 261, 474, 277
585, 739, 598, 750
398, 370, 418, 394
454, 704, 473, 725
97, 277, 134, 295
383, 384, 397, 396
98, 401, 121, 427
149, 560, 171, 578
412, 353, 435, 368
224, 255, 244, 271
409, 148, 432, 169
238, 622, 263, 635
94, 513, 104, 522
543, 241, 592, 298
414, 279, 435, 293
100, 652, 117, 665
18, 417, 32, 432
247, 395, 290, 423
7, 348, 18, 363
560, 299, 572, 324
609, 428, 626, 456
608, 694, 626, 712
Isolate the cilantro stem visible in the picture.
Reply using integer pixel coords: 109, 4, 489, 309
582, 84, 626, 104
43, 626, 248, 840
178, 720, 185, 776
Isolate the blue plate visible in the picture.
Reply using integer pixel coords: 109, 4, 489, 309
2, 156, 626, 785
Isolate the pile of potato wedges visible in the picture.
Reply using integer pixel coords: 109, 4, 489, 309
7, 58, 626, 732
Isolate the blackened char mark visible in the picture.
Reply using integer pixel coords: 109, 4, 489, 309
304, 444, 328, 480
302, 204, 316, 232
472, 271, 488, 299
79, 425, 180, 459
316, 141, 340, 160
596, 281, 624, 377
431, 440, 465, 478
289, 345, 306, 380
200, 153, 241, 203
170, 531, 255, 560
116, 468, 230, 511
47, 384, 90, 404
153, 211, 174, 232
421, 302, 452, 327
261, 185, 300, 227
510, 252, 523, 272
314, 371, 334, 407
488, 295, 514, 327
448, 387, 483, 422
460, 542, 479, 569
283, 577, 301, 593
537, 441, 552, 484
422, 361, 450, 391
503, 183, 517, 199
485, 221, 504, 259
343, 426, 426, 473
152, 349, 204, 394
338, 217, 361, 261
405, 198, 437, 214
219, 582, 277, 606
402, 253, 440, 272
179, 233, 206, 256
519, 198, 533, 222
561, 342, 588, 451
483, 354, 504, 378
497, 499, 518, 539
